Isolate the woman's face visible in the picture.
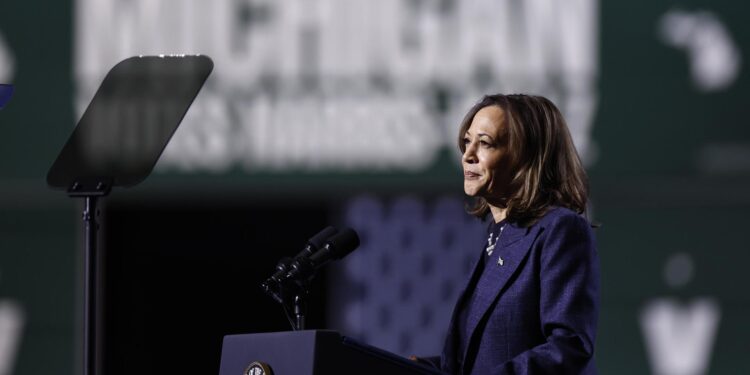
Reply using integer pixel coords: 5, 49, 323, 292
462, 105, 513, 200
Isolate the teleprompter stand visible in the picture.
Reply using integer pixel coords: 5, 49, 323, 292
47, 55, 213, 375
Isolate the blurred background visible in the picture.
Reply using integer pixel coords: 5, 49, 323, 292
1, 0, 749, 374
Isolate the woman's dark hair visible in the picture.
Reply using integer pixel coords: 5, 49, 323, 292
457, 94, 588, 226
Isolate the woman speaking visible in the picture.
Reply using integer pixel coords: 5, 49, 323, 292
421, 94, 599, 374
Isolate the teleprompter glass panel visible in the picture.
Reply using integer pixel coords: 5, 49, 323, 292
47, 55, 213, 189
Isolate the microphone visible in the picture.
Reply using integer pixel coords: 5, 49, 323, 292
260, 227, 360, 330
281, 228, 360, 284
268, 226, 338, 284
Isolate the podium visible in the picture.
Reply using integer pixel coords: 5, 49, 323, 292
219, 330, 445, 375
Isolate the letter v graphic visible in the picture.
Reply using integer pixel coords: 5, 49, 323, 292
640, 298, 720, 375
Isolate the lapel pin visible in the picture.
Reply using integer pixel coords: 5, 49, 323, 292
497, 257, 504, 266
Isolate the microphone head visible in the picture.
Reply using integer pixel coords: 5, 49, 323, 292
326, 228, 360, 260
308, 226, 338, 249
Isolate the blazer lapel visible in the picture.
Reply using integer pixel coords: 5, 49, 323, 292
441, 233, 488, 373
461, 223, 541, 368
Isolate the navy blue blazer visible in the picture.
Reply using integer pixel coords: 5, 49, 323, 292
438, 207, 599, 375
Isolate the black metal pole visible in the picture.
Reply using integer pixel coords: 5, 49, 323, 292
294, 293, 306, 331
82, 196, 99, 375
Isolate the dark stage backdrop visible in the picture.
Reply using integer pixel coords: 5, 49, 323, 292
1, 1, 749, 375
100, 199, 330, 375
